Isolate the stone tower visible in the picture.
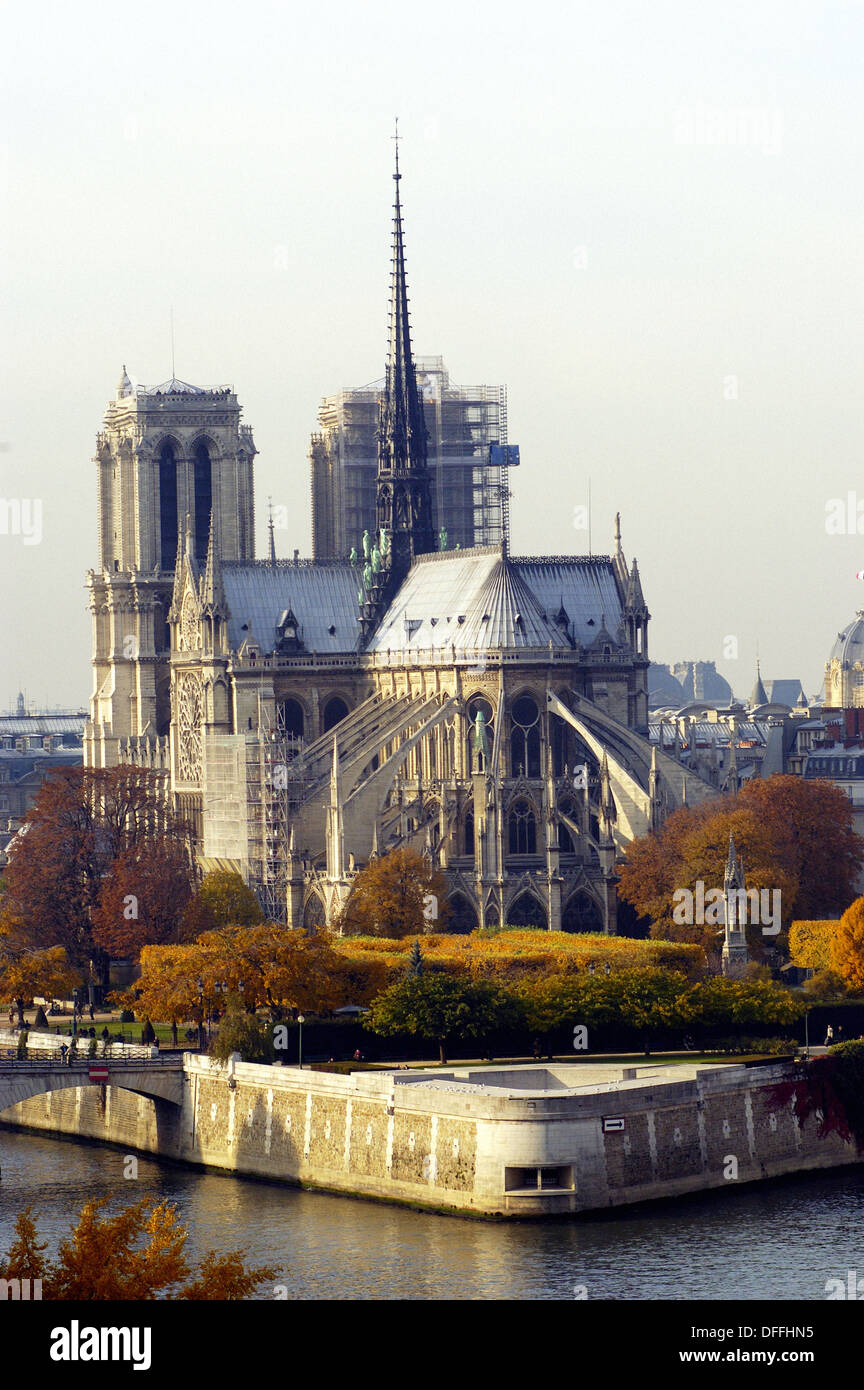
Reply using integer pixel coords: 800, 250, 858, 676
85, 369, 256, 768
721, 833, 750, 978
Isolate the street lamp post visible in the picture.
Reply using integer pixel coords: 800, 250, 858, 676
297, 1014, 305, 1069
195, 977, 205, 1051
72, 988, 79, 1041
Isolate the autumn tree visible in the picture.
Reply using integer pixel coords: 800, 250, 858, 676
1, 766, 193, 981
125, 923, 350, 1028
831, 897, 864, 992
2, 1199, 275, 1300
0, 945, 81, 1026
365, 972, 521, 1063
182, 869, 264, 934
337, 848, 449, 938
618, 776, 863, 949
91, 839, 197, 958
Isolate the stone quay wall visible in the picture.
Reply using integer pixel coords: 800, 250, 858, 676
0, 1057, 859, 1218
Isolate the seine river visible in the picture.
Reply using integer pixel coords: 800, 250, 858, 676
0, 1127, 861, 1300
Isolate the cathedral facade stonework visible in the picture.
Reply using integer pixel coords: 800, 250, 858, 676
85, 156, 713, 932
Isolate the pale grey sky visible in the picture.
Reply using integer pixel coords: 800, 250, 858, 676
2, 0, 863, 708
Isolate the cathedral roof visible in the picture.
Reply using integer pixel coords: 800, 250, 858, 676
222, 562, 361, 654
510, 558, 624, 647
367, 549, 623, 655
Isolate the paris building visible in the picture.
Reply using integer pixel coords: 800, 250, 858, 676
84, 151, 713, 932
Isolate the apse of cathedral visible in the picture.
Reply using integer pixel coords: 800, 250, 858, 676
84, 147, 714, 933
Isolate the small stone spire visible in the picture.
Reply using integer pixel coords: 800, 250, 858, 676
200, 511, 226, 613
267, 497, 277, 563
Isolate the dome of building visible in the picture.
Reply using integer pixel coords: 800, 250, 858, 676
829, 612, 864, 666
825, 611, 864, 709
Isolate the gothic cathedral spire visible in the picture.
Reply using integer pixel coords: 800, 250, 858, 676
375, 122, 435, 589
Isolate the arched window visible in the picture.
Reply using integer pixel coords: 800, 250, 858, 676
510, 693, 540, 777
303, 895, 326, 933
323, 696, 349, 732
447, 893, 477, 934
508, 799, 537, 855
466, 696, 494, 773
278, 698, 304, 741
561, 893, 604, 934
193, 440, 213, 565
507, 892, 547, 929
464, 811, 474, 855
159, 442, 178, 569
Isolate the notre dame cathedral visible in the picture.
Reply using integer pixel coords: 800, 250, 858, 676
84, 148, 712, 932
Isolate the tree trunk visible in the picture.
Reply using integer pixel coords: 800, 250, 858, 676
438, 1038, 447, 1065
15, 997, 25, 1027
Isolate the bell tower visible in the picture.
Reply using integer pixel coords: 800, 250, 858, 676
85, 369, 256, 768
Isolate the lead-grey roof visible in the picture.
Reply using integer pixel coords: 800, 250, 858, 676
511, 558, 624, 648
367, 549, 572, 654
222, 562, 362, 654
221, 550, 627, 659
0, 715, 85, 735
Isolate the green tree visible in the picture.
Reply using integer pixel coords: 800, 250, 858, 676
682, 976, 804, 1031
210, 1001, 275, 1065
365, 973, 521, 1064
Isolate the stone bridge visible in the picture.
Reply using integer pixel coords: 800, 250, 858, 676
0, 1057, 185, 1113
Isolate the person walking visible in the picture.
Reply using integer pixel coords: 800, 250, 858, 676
824, 1024, 834, 1046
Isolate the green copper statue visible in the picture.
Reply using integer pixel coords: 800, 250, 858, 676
362, 529, 371, 560
349, 545, 358, 566
472, 708, 490, 770
439, 526, 448, 550
371, 544, 381, 573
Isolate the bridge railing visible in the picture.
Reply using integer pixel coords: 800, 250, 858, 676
0, 1029, 159, 1061
0, 1055, 182, 1070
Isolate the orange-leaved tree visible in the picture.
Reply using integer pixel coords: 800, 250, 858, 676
337, 848, 449, 938
91, 840, 198, 959
831, 898, 864, 992
0, 944, 81, 1026
124, 923, 351, 1024
619, 776, 863, 947
1, 766, 193, 981
2, 1199, 275, 1300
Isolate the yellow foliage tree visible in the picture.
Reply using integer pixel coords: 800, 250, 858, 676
0, 945, 82, 1025
789, 920, 837, 972
2, 1199, 275, 1300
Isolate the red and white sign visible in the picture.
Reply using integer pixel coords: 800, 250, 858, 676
89, 1067, 109, 1083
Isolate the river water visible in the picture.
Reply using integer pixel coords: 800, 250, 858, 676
0, 1127, 861, 1300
